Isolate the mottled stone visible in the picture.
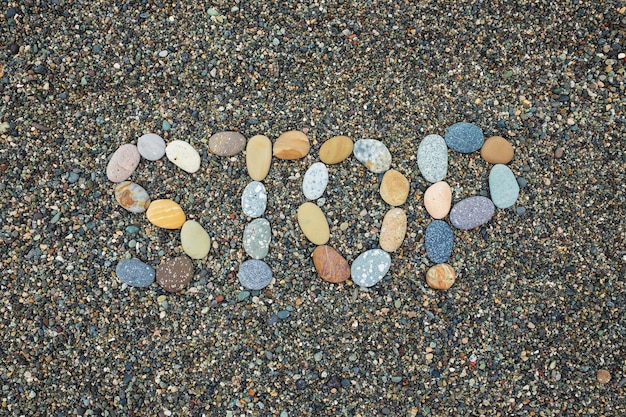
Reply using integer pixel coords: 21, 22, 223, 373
425, 220, 453, 264
379, 169, 409, 206
481, 136, 514, 164
449, 196, 495, 230
180, 220, 211, 259
243, 218, 271, 259
350, 249, 391, 288
273, 130, 310, 159
238, 259, 272, 290
146, 199, 186, 229
417, 134, 448, 183
137, 133, 166, 161
246, 135, 272, 181
165, 140, 201, 173
106, 144, 140, 182
297, 202, 329, 245
489, 164, 520, 209
445, 122, 484, 153
209, 131, 246, 156
426, 264, 456, 290
302, 162, 329, 200
241, 181, 267, 218
312, 245, 351, 283
423, 181, 452, 219
319, 135, 353, 164
353, 139, 391, 173
379, 208, 407, 253
116, 258, 155, 287
156, 256, 194, 293
114, 181, 150, 213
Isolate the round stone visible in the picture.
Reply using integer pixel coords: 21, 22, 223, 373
156, 256, 194, 293
319, 135, 353, 164
243, 218, 271, 259
116, 258, 155, 288
379, 208, 407, 253
146, 199, 186, 229
312, 245, 351, 283
353, 139, 392, 173
597, 369, 611, 385
489, 164, 520, 209
297, 202, 330, 245
246, 135, 272, 181
445, 122, 484, 153
423, 181, 452, 219
165, 140, 201, 173
238, 259, 272, 290
273, 130, 310, 160
425, 220, 453, 264
417, 134, 448, 183
106, 144, 141, 183
449, 196, 495, 230
379, 169, 410, 206
180, 220, 211, 259
350, 249, 391, 288
137, 133, 166, 161
114, 181, 151, 213
302, 162, 329, 200
209, 131, 246, 156
481, 136, 514, 164
426, 264, 456, 290
241, 181, 267, 218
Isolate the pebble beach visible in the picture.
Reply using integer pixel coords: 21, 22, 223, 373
1, 1, 625, 415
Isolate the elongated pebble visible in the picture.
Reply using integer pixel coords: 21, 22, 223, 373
246, 135, 272, 180
106, 144, 140, 182
351, 249, 391, 288
425, 220, 453, 264
417, 134, 448, 183
241, 181, 267, 218
379, 208, 407, 252
297, 202, 329, 245
165, 140, 201, 173
243, 218, 271, 259
146, 199, 186, 229
449, 196, 495, 230
302, 162, 329, 200
489, 164, 520, 209
209, 131, 246, 156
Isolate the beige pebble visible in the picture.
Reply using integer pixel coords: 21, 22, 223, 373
480, 136, 514, 164
379, 169, 410, 206
597, 369, 611, 384
319, 135, 353, 164
146, 199, 186, 229
180, 220, 211, 259
246, 135, 272, 181
426, 263, 455, 290
273, 130, 310, 160
554, 147, 564, 158
424, 181, 452, 219
297, 202, 329, 245
379, 208, 407, 252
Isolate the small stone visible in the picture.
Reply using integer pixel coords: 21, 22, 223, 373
312, 245, 351, 283
165, 140, 201, 173
425, 220, 453, 264
243, 218, 271, 259
516, 206, 527, 216
554, 147, 564, 158
597, 369, 611, 385
426, 264, 456, 290
273, 130, 310, 159
146, 199, 186, 229
319, 135, 353, 164
246, 135, 272, 180
116, 259, 155, 287
137, 133, 166, 161
350, 249, 391, 288
449, 196, 495, 230
417, 134, 448, 183
489, 164, 520, 209
180, 220, 211, 259
297, 202, 330, 245
156, 256, 194, 293
379, 169, 410, 206
209, 131, 246, 156
480, 136, 514, 164
445, 122, 484, 153
238, 259, 272, 290
241, 181, 267, 218
424, 181, 452, 219
114, 181, 151, 213
379, 208, 407, 253
302, 162, 329, 200
106, 144, 141, 183
353, 139, 391, 173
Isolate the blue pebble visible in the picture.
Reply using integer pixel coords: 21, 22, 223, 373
116, 258, 155, 288
425, 220, 454, 264
162, 120, 171, 131
238, 259, 272, 290
125, 225, 140, 234
445, 122, 484, 153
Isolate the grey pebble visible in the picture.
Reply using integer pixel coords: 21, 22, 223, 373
116, 258, 155, 288
238, 259, 272, 290
241, 181, 267, 218
425, 220, 454, 264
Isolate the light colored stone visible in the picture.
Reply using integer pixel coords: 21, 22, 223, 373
423, 181, 452, 219
180, 220, 211, 259
353, 139, 391, 173
106, 144, 140, 183
489, 164, 519, 209
379, 169, 409, 206
209, 131, 246, 156
238, 259, 272, 290
379, 208, 407, 252
246, 135, 272, 180
417, 134, 448, 183
481, 136, 514, 164
243, 218, 271, 259
426, 264, 455, 290
297, 202, 329, 245
449, 196, 495, 230
114, 181, 150, 213
156, 256, 194, 293
302, 162, 329, 200
146, 199, 186, 229
273, 130, 310, 160
319, 135, 353, 164
312, 245, 350, 283
241, 181, 267, 218
137, 133, 166, 161
350, 249, 391, 288
165, 140, 201, 173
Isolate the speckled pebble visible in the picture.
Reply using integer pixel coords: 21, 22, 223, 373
302, 162, 329, 200
106, 144, 141, 183
449, 196, 495, 230
353, 139, 392, 173
241, 181, 267, 218
445, 122, 484, 153
209, 131, 247, 156
425, 220, 454, 264
156, 256, 194, 293
350, 249, 391, 288
243, 218, 271, 259
238, 259, 272, 290
417, 134, 448, 183
116, 258, 155, 288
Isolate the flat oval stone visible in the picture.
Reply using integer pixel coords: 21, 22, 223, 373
379, 169, 409, 206
116, 258, 155, 287
137, 133, 166, 161
243, 218, 271, 259
481, 136, 514, 164
426, 263, 456, 290
114, 181, 150, 213
350, 249, 391, 288
489, 164, 520, 209
423, 181, 452, 219
425, 220, 453, 264
246, 135, 272, 181
297, 202, 329, 245
209, 131, 246, 156
445, 122, 484, 153
353, 139, 391, 173
379, 208, 407, 252
165, 140, 201, 173
302, 162, 329, 200
180, 220, 211, 259
312, 245, 350, 283
238, 259, 272, 290
417, 134, 448, 183
106, 144, 140, 182
273, 130, 310, 160
241, 181, 267, 218
449, 196, 495, 230
156, 255, 194, 293
146, 199, 186, 229
319, 135, 353, 164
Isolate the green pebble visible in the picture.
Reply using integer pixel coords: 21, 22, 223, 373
128, 239, 136, 248
50, 212, 61, 224
391, 376, 402, 383
237, 291, 250, 301
208, 8, 219, 16
162, 120, 171, 131
125, 225, 139, 234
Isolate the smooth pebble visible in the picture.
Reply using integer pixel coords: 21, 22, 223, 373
379, 169, 410, 206
165, 140, 201, 173
417, 134, 448, 183
106, 144, 140, 183
302, 162, 329, 200
137, 133, 166, 161
426, 263, 456, 290
297, 202, 330, 245
246, 135, 272, 180
424, 181, 452, 219
116, 258, 155, 288
353, 139, 391, 173
209, 131, 246, 156
156, 256, 194, 293
114, 181, 150, 213
445, 122, 484, 153
319, 135, 353, 164
489, 164, 520, 209
312, 245, 351, 283
180, 220, 211, 259
481, 136, 514, 164
146, 199, 186, 229
449, 196, 495, 230
425, 220, 454, 264
241, 181, 267, 218
243, 218, 271, 259
351, 249, 391, 288
273, 130, 310, 160
379, 208, 407, 252
238, 259, 273, 290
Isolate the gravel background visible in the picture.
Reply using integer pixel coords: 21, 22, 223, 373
1, 1, 624, 416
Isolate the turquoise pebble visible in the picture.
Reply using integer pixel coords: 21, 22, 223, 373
391, 376, 402, 383
162, 120, 171, 131
50, 212, 61, 224
126, 225, 140, 234
277, 310, 290, 319
237, 291, 250, 301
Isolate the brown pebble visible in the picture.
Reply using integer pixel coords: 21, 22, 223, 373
597, 369, 611, 384
273, 130, 310, 160
554, 147, 564, 158
156, 256, 194, 293
312, 245, 350, 283
426, 264, 456, 290
480, 136, 514, 164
